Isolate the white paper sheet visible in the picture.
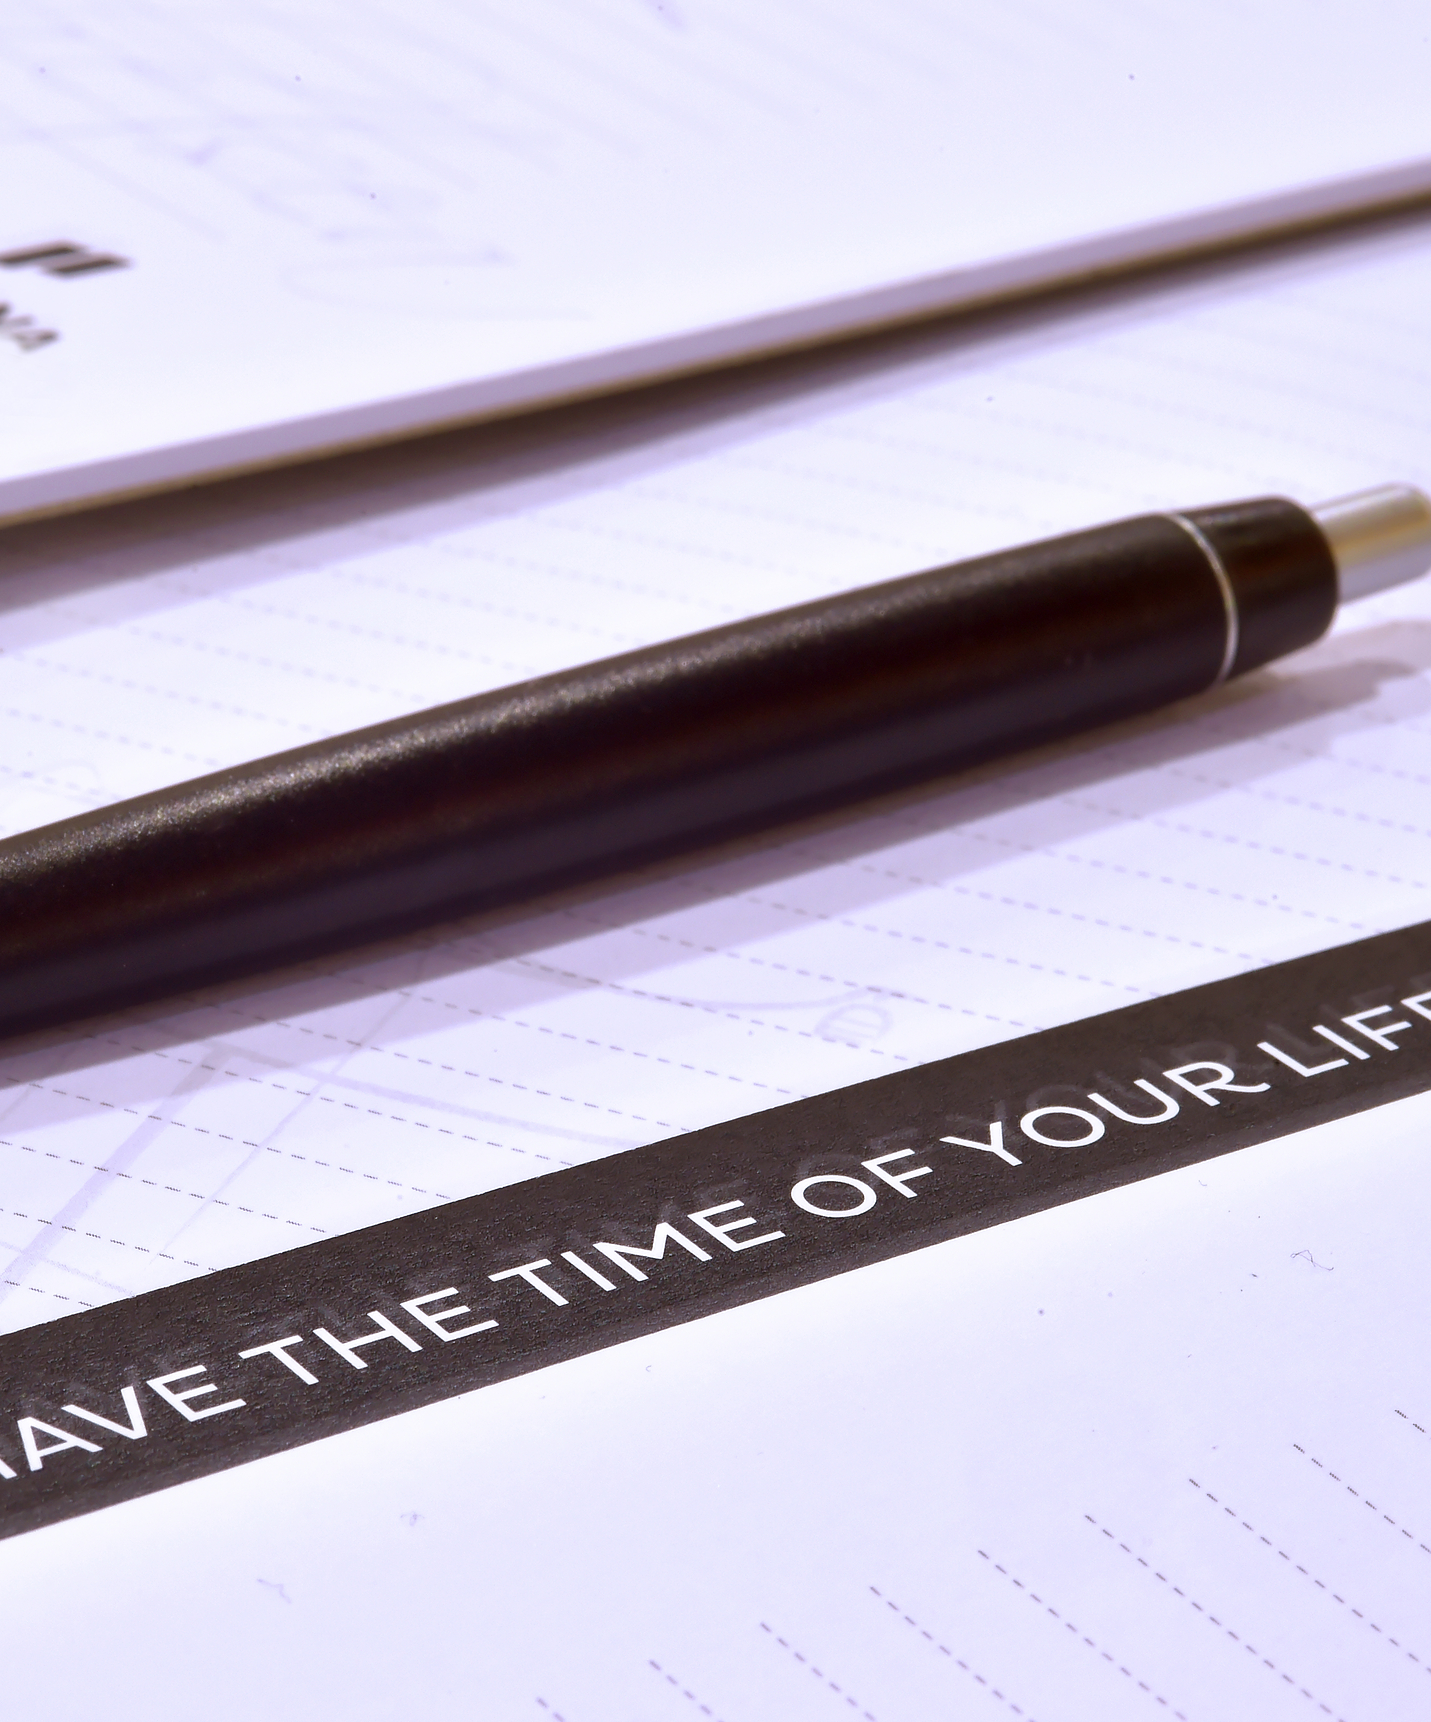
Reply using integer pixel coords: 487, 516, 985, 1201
2, 199, 1431, 1716
4, 0, 1431, 519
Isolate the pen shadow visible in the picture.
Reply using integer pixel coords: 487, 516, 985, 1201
3, 198, 1431, 645
9, 614, 1429, 1085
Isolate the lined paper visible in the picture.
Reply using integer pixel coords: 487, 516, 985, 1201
2, 208, 1430, 1334
5, 0, 1431, 516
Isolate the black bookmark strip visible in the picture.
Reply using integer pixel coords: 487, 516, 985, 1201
4, 920, 1431, 1539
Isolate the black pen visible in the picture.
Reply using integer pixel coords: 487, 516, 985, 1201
2, 485, 1429, 1041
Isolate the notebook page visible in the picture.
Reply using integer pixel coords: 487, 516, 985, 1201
5, 0, 1431, 519
1, 208, 1429, 1329
4, 189, 1431, 1720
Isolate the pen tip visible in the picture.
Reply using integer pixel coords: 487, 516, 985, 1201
1311, 484, 1431, 602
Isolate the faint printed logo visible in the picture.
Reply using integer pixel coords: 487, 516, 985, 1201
0, 241, 128, 278
0, 241, 129, 351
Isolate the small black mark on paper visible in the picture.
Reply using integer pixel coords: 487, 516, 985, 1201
0, 241, 128, 277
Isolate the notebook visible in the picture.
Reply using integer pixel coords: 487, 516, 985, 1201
5, 0, 1431, 522
2, 181, 1431, 1712
8, 0, 1431, 1705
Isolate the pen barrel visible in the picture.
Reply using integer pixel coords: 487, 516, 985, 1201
0, 498, 1335, 1037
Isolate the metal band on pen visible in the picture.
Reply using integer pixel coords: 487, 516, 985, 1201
1164, 511, 1239, 686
